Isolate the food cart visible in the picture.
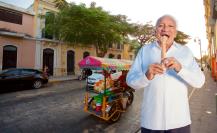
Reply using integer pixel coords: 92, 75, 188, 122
78, 56, 134, 122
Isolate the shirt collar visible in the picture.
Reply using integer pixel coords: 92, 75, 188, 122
154, 41, 179, 50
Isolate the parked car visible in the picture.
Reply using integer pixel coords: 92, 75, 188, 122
87, 70, 104, 88
0, 68, 49, 89
87, 70, 122, 88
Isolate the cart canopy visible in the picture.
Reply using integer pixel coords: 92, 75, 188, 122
78, 56, 133, 70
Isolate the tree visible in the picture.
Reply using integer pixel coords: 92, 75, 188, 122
47, 1, 190, 57
45, 3, 132, 57
131, 22, 155, 45
130, 23, 190, 55
174, 31, 191, 45
54, 0, 68, 9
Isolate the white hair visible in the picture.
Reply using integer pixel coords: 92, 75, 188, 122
155, 15, 178, 29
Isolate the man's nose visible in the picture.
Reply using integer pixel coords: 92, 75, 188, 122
162, 25, 169, 32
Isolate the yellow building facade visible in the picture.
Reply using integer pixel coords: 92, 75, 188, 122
32, 0, 135, 76
204, 0, 217, 80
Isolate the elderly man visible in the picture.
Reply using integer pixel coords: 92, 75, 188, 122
126, 15, 205, 133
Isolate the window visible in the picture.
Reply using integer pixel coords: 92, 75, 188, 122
130, 55, 133, 60
117, 54, 121, 59
42, 12, 54, 39
108, 43, 113, 48
0, 9, 22, 25
83, 51, 90, 59
4, 69, 20, 75
21, 69, 36, 74
108, 53, 115, 58
117, 43, 121, 49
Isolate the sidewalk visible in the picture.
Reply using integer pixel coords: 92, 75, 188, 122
136, 68, 217, 133
49, 74, 78, 83
189, 69, 217, 133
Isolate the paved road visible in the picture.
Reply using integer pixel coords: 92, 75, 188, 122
0, 80, 143, 133
0, 69, 216, 133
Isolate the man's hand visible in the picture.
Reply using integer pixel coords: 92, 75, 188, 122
162, 57, 182, 72
145, 63, 164, 80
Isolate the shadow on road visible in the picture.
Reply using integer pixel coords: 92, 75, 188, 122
70, 114, 112, 132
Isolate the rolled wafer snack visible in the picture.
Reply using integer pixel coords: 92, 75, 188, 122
161, 35, 168, 71
161, 35, 168, 60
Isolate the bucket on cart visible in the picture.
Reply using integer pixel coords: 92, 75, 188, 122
96, 103, 102, 112
121, 97, 128, 109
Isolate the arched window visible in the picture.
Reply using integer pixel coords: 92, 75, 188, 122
108, 53, 114, 58
117, 54, 121, 59
83, 51, 90, 59
2, 45, 17, 69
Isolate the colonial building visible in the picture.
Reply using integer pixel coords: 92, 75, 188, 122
0, 1, 35, 70
0, 0, 135, 76
204, 0, 217, 80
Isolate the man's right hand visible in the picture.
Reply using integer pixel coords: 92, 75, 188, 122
145, 63, 164, 80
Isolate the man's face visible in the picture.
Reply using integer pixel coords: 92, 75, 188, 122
155, 16, 177, 45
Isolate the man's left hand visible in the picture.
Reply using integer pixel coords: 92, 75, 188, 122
162, 57, 182, 72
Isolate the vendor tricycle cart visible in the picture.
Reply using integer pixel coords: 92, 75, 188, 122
78, 56, 135, 122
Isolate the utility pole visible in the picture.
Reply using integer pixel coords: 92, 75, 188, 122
194, 37, 203, 71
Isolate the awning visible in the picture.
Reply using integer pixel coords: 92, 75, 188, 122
78, 56, 133, 70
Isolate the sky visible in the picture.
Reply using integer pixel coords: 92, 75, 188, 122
0, 0, 208, 58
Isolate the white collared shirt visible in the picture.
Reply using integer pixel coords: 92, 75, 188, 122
126, 41, 205, 130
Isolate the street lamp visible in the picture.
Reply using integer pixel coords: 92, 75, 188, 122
194, 37, 203, 71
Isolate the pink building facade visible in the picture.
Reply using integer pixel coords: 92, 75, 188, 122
0, 1, 36, 70
0, 0, 135, 76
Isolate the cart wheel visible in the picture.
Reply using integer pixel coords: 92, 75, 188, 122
109, 102, 122, 123
125, 91, 134, 107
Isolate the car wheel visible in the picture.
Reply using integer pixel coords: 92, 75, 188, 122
126, 91, 134, 106
32, 80, 42, 89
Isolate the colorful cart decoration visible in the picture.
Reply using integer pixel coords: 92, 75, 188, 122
78, 56, 132, 71
78, 56, 134, 122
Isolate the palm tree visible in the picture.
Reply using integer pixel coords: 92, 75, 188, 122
54, 0, 68, 9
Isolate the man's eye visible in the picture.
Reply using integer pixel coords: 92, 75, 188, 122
169, 25, 175, 28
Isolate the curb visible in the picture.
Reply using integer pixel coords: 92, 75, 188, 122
49, 78, 77, 83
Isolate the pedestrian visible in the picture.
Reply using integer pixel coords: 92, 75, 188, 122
117, 70, 128, 89
126, 15, 205, 133
43, 65, 49, 76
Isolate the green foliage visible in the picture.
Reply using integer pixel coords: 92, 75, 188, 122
54, 0, 68, 9
131, 22, 156, 45
130, 24, 190, 55
46, 1, 190, 57
174, 31, 191, 45
45, 3, 132, 57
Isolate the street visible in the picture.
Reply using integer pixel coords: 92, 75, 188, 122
0, 69, 216, 133
0, 80, 142, 133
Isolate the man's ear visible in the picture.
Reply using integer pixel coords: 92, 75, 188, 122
153, 30, 157, 36
175, 31, 177, 38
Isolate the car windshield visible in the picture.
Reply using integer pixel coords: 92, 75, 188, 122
92, 70, 103, 74
0, 69, 10, 74
0, 69, 9, 74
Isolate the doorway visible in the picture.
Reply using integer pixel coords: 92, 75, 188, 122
2, 45, 17, 70
43, 48, 54, 76
67, 50, 75, 75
